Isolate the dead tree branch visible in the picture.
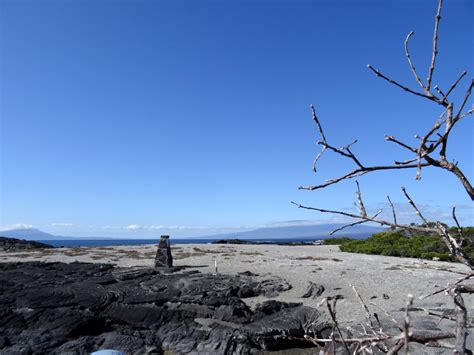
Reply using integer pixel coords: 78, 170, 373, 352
449, 286, 468, 354
426, 0, 443, 92
452, 206, 465, 247
295, 0, 473, 353
401, 187, 428, 224
404, 31, 424, 90
324, 297, 351, 354
403, 294, 414, 354
419, 273, 474, 300
387, 195, 397, 225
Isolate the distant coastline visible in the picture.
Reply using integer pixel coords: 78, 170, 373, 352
2, 224, 383, 246
39, 236, 331, 248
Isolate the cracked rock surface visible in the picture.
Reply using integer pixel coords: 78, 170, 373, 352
0, 262, 330, 354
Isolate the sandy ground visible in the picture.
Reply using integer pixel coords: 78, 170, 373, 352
1, 243, 472, 344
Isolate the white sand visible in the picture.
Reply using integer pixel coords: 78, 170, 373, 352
1, 243, 472, 333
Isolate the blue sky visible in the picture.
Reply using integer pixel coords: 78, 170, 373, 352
1, 0, 472, 238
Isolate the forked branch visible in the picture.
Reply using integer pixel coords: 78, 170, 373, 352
295, 1, 473, 353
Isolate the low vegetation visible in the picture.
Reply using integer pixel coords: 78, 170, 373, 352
332, 228, 474, 262
323, 237, 354, 245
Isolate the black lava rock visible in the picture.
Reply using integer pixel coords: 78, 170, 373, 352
0, 237, 53, 251
0, 262, 330, 354
301, 281, 325, 298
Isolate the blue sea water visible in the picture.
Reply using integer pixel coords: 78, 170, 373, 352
38, 237, 324, 248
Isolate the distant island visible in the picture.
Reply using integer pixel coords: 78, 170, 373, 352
0, 224, 383, 242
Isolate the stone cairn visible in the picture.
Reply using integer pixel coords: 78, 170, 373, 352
154, 235, 173, 268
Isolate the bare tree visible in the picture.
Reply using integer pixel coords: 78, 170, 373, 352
292, 0, 473, 353
292, 0, 472, 269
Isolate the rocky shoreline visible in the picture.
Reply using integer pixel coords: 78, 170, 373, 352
0, 236, 53, 252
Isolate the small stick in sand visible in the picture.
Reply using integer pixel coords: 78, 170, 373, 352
404, 294, 414, 355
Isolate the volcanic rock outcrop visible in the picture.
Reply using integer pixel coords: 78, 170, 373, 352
0, 237, 53, 252
0, 262, 330, 354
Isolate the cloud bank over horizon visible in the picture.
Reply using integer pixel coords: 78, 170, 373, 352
2, 201, 472, 239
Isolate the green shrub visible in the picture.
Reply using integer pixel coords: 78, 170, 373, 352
339, 229, 474, 262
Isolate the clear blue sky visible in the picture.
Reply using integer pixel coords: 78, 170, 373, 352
1, 0, 472, 238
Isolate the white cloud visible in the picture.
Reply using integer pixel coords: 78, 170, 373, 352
50, 223, 73, 227
126, 224, 142, 230
122, 224, 213, 231
148, 225, 166, 230
0, 223, 35, 231
154, 225, 210, 230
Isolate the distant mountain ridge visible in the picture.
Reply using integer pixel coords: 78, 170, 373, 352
197, 224, 383, 241
0, 224, 383, 241
0, 228, 63, 240
0, 229, 110, 241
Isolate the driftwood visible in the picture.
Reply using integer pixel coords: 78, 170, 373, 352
294, 0, 473, 353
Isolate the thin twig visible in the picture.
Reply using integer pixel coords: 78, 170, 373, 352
319, 140, 364, 169
310, 104, 327, 143
291, 201, 438, 234
299, 162, 430, 191
326, 298, 351, 354
395, 157, 418, 166
355, 181, 367, 217
401, 187, 428, 224
414, 112, 446, 179
367, 65, 438, 103
404, 294, 414, 355
421, 308, 474, 327
452, 206, 465, 247
386, 195, 397, 225
404, 31, 425, 89
385, 135, 418, 153
457, 108, 474, 121
312, 146, 326, 173
426, 0, 443, 92
330, 209, 382, 235
434, 85, 446, 98
455, 79, 474, 120
449, 287, 468, 354
419, 273, 474, 300
310, 105, 329, 173
443, 70, 467, 101
350, 284, 376, 335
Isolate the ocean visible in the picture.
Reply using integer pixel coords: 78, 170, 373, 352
38, 237, 324, 248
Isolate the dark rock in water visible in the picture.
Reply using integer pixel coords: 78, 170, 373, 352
0, 262, 330, 354
154, 235, 173, 268
213, 239, 254, 245
0, 236, 53, 251
301, 281, 325, 298
212, 239, 319, 246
